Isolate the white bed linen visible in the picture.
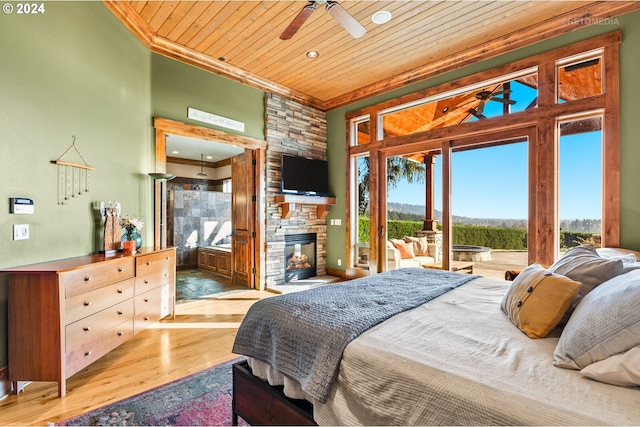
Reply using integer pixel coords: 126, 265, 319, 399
249, 277, 640, 425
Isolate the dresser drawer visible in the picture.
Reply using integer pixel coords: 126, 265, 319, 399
65, 299, 134, 351
65, 318, 134, 379
135, 261, 174, 296
62, 258, 135, 298
136, 250, 175, 277
65, 278, 134, 325
134, 286, 163, 334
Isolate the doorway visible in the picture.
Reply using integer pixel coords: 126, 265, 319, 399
153, 118, 267, 294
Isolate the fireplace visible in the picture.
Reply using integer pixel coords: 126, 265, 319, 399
284, 233, 317, 282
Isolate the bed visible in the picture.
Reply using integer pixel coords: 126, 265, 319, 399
232, 246, 640, 425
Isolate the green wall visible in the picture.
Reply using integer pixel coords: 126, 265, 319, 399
325, 10, 640, 270
151, 54, 265, 140
0, 2, 152, 368
0, 3, 265, 370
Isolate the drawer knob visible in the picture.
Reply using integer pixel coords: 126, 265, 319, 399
144, 298, 149, 302
118, 267, 123, 272
144, 316, 150, 321
118, 310, 123, 315
84, 276, 92, 282
84, 300, 92, 306
146, 261, 151, 266
117, 289, 123, 294
144, 279, 149, 284
85, 350, 92, 357
118, 331, 124, 336
83, 326, 91, 332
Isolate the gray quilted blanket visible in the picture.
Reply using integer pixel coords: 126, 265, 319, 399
232, 267, 478, 403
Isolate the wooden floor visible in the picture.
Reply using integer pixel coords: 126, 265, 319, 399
0, 290, 274, 426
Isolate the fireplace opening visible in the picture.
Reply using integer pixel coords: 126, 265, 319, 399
284, 233, 317, 282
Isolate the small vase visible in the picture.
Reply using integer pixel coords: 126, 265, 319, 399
122, 239, 136, 254
121, 229, 143, 253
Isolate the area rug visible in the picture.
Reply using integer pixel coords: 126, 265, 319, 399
55, 358, 247, 426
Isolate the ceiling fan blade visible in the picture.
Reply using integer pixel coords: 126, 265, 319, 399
489, 97, 517, 105
326, 1, 366, 38
476, 100, 486, 114
280, 2, 317, 40
468, 108, 486, 120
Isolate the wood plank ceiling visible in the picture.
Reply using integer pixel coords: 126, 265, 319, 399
105, 1, 640, 111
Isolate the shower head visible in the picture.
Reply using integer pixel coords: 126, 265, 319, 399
197, 154, 207, 177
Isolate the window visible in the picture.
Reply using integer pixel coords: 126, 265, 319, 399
557, 51, 603, 103
346, 33, 619, 274
380, 70, 538, 138
558, 115, 603, 251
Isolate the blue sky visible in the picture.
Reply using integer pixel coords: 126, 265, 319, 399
387, 134, 602, 220
386, 81, 603, 220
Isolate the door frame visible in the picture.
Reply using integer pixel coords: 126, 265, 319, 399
153, 117, 268, 289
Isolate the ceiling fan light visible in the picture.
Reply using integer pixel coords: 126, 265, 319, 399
307, 50, 320, 59
372, 10, 391, 25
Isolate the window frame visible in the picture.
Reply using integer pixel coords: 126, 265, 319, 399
345, 32, 620, 273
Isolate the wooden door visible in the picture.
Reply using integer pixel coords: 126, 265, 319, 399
231, 150, 255, 287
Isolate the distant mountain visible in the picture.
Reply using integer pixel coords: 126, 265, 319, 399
386, 202, 600, 232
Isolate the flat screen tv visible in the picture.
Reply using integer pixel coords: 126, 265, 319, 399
281, 154, 329, 196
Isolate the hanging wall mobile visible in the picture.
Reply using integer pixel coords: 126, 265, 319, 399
51, 135, 95, 205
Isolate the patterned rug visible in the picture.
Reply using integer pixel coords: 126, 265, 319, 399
55, 358, 247, 426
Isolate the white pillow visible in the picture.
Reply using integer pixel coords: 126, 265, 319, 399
603, 253, 637, 264
554, 269, 640, 369
602, 253, 640, 273
580, 346, 640, 387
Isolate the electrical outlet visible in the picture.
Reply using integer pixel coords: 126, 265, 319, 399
13, 224, 29, 240
334, 219, 341, 225
337, 259, 342, 266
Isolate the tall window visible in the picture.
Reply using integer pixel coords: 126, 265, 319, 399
558, 115, 603, 252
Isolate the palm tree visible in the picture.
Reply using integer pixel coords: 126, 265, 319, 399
358, 156, 426, 216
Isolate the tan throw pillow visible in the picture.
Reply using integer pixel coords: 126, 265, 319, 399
501, 263, 581, 339
403, 236, 429, 256
391, 239, 415, 259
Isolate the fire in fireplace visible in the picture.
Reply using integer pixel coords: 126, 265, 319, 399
284, 233, 317, 282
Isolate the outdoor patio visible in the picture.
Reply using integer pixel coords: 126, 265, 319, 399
472, 250, 528, 280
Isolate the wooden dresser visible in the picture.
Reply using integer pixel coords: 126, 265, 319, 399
3, 247, 176, 397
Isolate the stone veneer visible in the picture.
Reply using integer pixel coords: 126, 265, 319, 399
264, 93, 328, 286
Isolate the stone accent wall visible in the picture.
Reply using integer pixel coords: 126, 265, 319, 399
264, 93, 328, 286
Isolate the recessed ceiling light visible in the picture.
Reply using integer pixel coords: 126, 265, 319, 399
372, 10, 391, 25
171, 150, 179, 154
206, 155, 213, 160
306, 50, 319, 59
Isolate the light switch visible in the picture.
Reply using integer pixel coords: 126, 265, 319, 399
13, 224, 29, 240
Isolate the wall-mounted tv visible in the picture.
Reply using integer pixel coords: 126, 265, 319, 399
281, 154, 329, 196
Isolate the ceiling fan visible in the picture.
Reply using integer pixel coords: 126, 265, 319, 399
280, 0, 366, 40
469, 89, 516, 118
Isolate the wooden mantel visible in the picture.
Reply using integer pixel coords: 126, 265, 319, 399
275, 194, 336, 219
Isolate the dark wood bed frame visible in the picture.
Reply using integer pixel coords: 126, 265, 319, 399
232, 359, 317, 426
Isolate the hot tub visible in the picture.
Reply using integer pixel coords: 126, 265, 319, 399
452, 245, 492, 262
